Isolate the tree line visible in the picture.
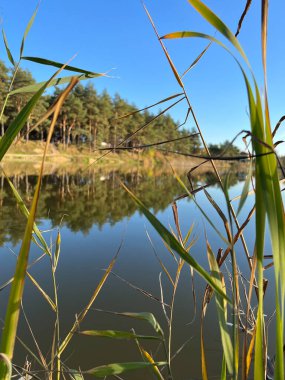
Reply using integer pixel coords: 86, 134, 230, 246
0, 60, 202, 153
0, 60, 243, 156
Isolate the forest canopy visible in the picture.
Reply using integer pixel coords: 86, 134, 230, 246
0, 60, 242, 156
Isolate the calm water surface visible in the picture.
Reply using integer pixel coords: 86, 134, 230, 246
0, 167, 276, 379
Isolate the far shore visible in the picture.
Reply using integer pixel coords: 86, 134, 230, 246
1, 141, 234, 176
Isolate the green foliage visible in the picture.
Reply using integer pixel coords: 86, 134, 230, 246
0, 56, 203, 153
208, 140, 242, 157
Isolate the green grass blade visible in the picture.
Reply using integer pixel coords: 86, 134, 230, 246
207, 243, 233, 375
9, 72, 106, 95
4, 174, 52, 256
2, 29, 15, 66
0, 175, 42, 363
0, 61, 76, 161
0, 85, 50, 161
53, 230, 61, 271
79, 330, 161, 340
85, 362, 167, 377
187, 0, 248, 64
22, 56, 104, 76
20, 3, 39, 56
122, 182, 230, 303
221, 355, 226, 380
102, 311, 164, 337
0, 354, 12, 380
237, 160, 252, 215
0, 78, 76, 375
69, 372, 84, 380
173, 172, 229, 245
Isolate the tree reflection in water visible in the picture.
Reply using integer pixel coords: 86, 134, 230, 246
0, 167, 241, 246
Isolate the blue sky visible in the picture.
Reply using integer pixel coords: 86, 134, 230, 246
0, 0, 285, 149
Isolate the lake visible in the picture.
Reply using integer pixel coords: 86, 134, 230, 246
0, 165, 277, 379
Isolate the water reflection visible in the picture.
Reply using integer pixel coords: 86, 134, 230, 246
0, 167, 242, 246
0, 166, 255, 379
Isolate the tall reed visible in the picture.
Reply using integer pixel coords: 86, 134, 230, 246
124, 1, 285, 379
1, 1, 284, 379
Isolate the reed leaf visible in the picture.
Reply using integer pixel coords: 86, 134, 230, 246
69, 373, 84, 380
114, 92, 184, 120
27, 272, 56, 312
187, 0, 248, 64
207, 242, 233, 375
182, 41, 212, 78
53, 230, 61, 271
4, 174, 52, 256
22, 56, 105, 76
0, 354, 11, 380
221, 356, 226, 380
58, 249, 119, 355
85, 362, 167, 377
122, 182, 230, 302
201, 318, 208, 380
158, 2, 285, 378
2, 29, 15, 66
237, 162, 252, 215
0, 62, 72, 161
0, 177, 43, 364
0, 78, 77, 377
261, 0, 268, 82
140, 348, 164, 380
16, 335, 45, 369
143, 4, 184, 88
20, 3, 39, 56
9, 72, 106, 95
108, 311, 164, 337
79, 330, 161, 341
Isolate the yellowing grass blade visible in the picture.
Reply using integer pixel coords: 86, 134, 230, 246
53, 230, 61, 271
140, 348, 165, 380
27, 272, 56, 312
143, 4, 184, 88
58, 249, 119, 355
246, 330, 256, 378
261, 0, 268, 81
201, 321, 208, 380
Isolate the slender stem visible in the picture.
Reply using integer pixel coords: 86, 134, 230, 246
0, 60, 21, 126
50, 258, 60, 380
182, 89, 254, 275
